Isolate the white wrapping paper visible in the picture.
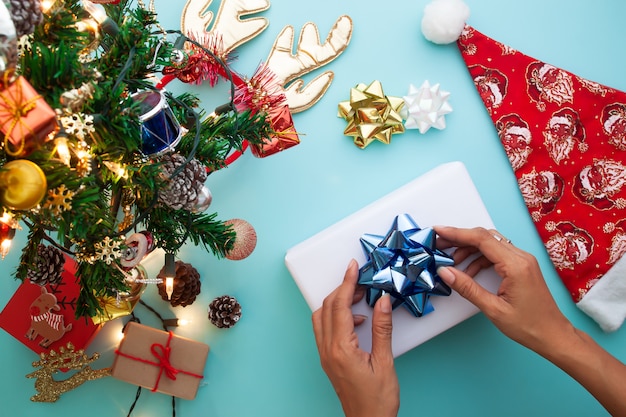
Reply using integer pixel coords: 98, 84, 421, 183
285, 161, 501, 357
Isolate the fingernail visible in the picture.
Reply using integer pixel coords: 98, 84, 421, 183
353, 286, 366, 303
354, 314, 368, 326
437, 266, 456, 285
379, 293, 392, 313
347, 258, 357, 270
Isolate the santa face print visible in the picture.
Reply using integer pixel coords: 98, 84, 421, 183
529, 63, 574, 106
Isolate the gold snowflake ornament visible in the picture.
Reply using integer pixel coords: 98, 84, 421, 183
94, 236, 123, 264
44, 185, 75, 216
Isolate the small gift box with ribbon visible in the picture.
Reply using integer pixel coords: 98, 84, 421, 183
0, 75, 58, 157
250, 103, 300, 158
0, 255, 102, 355
112, 321, 209, 400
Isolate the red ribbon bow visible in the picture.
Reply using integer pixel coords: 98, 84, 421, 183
150, 335, 179, 387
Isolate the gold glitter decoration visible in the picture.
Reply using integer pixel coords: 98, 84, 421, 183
117, 191, 136, 232
26, 342, 111, 402
338, 80, 405, 149
43, 184, 75, 216
118, 204, 134, 231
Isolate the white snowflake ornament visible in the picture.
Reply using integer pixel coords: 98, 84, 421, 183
402, 81, 452, 134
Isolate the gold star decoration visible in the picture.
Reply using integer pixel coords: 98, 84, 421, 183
338, 80, 405, 149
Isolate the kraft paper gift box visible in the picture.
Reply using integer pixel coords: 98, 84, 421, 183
112, 321, 209, 400
285, 161, 501, 357
0, 256, 102, 355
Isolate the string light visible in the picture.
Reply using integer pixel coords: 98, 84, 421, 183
82, 0, 119, 36
75, 17, 100, 59
0, 239, 11, 258
40, 0, 56, 13
103, 160, 128, 180
75, 148, 91, 167
162, 318, 190, 327
54, 133, 72, 166
0, 212, 17, 259
164, 253, 176, 300
75, 18, 98, 33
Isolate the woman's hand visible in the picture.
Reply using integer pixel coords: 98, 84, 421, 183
312, 259, 399, 417
434, 226, 572, 353
434, 226, 626, 416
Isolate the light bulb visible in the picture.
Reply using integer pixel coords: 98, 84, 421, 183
0, 213, 16, 259
165, 277, 174, 300
41, 0, 56, 13
162, 318, 190, 327
103, 161, 127, 180
82, 0, 119, 35
0, 238, 11, 258
55, 135, 72, 166
82, 0, 107, 24
164, 253, 176, 300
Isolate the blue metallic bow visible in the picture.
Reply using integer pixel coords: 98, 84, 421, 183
358, 214, 454, 317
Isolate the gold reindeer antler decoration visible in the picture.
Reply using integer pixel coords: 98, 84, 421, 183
181, 0, 353, 112
265, 15, 353, 113
26, 343, 111, 402
181, 0, 270, 52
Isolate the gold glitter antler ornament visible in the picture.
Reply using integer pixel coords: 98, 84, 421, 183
181, 0, 352, 112
26, 343, 111, 402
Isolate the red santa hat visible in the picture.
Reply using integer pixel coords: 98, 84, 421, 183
422, 0, 626, 332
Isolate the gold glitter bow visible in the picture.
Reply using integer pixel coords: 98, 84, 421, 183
0, 75, 42, 157
338, 80, 405, 149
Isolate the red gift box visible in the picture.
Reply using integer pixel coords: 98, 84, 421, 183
0, 256, 102, 355
0, 76, 58, 157
250, 104, 300, 158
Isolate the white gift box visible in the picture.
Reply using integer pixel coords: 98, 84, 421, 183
285, 161, 501, 357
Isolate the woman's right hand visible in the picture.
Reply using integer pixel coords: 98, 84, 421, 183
434, 226, 626, 417
433, 226, 573, 353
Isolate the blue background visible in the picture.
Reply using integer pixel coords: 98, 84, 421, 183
1, 0, 625, 416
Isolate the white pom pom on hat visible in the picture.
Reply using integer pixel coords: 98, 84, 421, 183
421, 0, 470, 44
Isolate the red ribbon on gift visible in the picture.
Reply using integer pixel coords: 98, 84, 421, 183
114, 331, 203, 393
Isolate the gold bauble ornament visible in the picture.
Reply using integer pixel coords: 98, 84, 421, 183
0, 159, 47, 210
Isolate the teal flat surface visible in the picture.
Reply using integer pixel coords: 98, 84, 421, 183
1, 1, 625, 416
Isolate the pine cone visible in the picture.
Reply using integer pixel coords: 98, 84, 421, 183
158, 153, 208, 211
208, 295, 241, 328
27, 244, 66, 285
157, 260, 201, 307
4, 0, 43, 37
